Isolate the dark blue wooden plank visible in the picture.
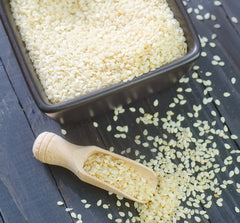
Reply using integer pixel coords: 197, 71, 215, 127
0, 60, 72, 223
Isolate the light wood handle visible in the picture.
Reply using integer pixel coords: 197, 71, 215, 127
32, 132, 74, 168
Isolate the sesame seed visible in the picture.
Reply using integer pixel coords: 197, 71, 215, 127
211, 111, 217, 117
223, 92, 231, 97
237, 156, 240, 162
103, 204, 109, 209
196, 15, 203, 20
212, 60, 218, 65
219, 61, 225, 66
57, 201, 64, 206
214, 24, 221, 28
231, 134, 238, 140
107, 213, 113, 220
204, 13, 211, 20
65, 208, 73, 212
187, 7, 193, 14
214, 1, 222, 6
71, 212, 77, 218
93, 122, 98, 127
229, 170, 234, 178
235, 206, 240, 213
205, 71, 212, 77
61, 129, 67, 135
194, 216, 201, 222
231, 17, 239, 23
85, 204, 91, 209
231, 77, 237, 84
107, 125, 112, 131
210, 42, 216, 47
77, 214, 82, 220
153, 99, 159, 107
215, 99, 221, 106
97, 199, 102, 206
81, 199, 87, 204
235, 167, 240, 175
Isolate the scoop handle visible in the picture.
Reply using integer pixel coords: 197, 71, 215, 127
32, 132, 74, 168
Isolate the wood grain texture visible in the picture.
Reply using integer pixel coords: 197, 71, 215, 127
0, 61, 72, 223
0, 0, 240, 223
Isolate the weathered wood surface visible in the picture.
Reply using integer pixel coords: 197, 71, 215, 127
0, 0, 240, 223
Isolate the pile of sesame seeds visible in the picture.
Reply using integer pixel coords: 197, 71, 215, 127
83, 153, 155, 202
57, 0, 240, 222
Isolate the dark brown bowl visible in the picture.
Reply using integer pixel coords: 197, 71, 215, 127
0, 0, 201, 123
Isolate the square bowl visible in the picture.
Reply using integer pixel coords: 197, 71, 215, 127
0, 0, 201, 123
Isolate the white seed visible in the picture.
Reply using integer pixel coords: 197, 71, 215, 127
71, 212, 77, 218
231, 17, 239, 23
187, 7, 193, 14
97, 199, 102, 206
237, 156, 240, 162
65, 208, 73, 212
223, 92, 231, 97
231, 134, 238, 140
107, 213, 113, 220
196, 15, 204, 20
214, 1, 222, 6
194, 216, 201, 222
229, 170, 234, 178
235, 206, 240, 213
153, 99, 159, 107
93, 122, 98, 127
231, 77, 236, 84
107, 125, 112, 131
61, 129, 67, 135
57, 201, 64, 206
85, 204, 91, 208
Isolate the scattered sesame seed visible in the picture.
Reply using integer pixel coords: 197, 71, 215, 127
219, 61, 225, 66
194, 216, 201, 222
93, 122, 98, 127
57, 201, 64, 206
97, 199, 102, 206
231, 77, 237, 84
229, 170, 235, 178
223, 92, 231, 97
204, 13, 211, 20
211, 111, 217, 117
196, 15, 204, 20
209, 42, 216, 47
235, 206, 240, 213
103, 204, 109, 209
237, 156, 240, 162
71, 212, 77, 218
81, 199, 87, 204
187, 8, 193, 14
214, 24, 221, 28
61, 129, 67, 135
77, 214, 82, 220
153, 99, 159, 107
65, 208, 73, 212
85, 204, 91, 209
214, 1, 222, 6
212, 60, 218, 66
231, 17, 239, 23
231, 134, 238, 140
108, 213, 113, 220
107, 125, 112, 131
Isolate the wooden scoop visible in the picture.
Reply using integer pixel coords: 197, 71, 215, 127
32, 132, 157, 203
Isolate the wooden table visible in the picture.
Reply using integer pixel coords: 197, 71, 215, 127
0, 1, 240, 222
